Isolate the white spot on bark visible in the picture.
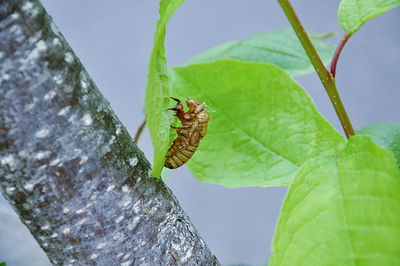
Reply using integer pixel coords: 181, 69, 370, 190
63, 208, 70, 214
127, 216, 140, 231
82, 95, 88, 101
121, 261, 132, 266
51, 233, 58, 238
80, 156, 88, 164
90, 194, 98, 200
116, 125, 122, 135
52, 37, 61, 46
140, 241, 146, 246
106, 185, 115, 192
21, 2, 33, 11
134, 200, 141, 207
133, 246, 138, 251
18, 150, 28, 158
78, 218, 87, 225
63, 228, 71, 234
82, 113, 93, 126
116, 215, 124, 223
122, 185, 129, 193
123, 198, 132, 208
129, 157, 138, 167
35, 128, 50, 138
50, 21, 61, 36
64, 52, 74, 63
35, 151, 50, 160
2, 73, 10, 81
96, 243, 106, 250
124, 253, 131, 260
108, 135, 116, 145
6, 187, 16, 194
25, 103, 35, 111
58, 106, 70, 116
36, 40, 47, 52
68, 113, 77, 123
50, 158, 60, 166
113, 233, 123, 241
81, 80, 88, 89
1, 155, 17, 169
41, 225, 50, 230
85, 202, 93, 209
44, 90, 56, 100
76, 208, 85, 214
53, 74, 63, 84
90, 254, 98, 260
23, 183, 34, 191
10, 13, 19, 20
117, 252, 124, 258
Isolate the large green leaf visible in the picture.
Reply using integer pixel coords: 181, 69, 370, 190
271, 136, 400, 265
186, 29, 336, 77
170, 60, 346, 188
144, 0, 185, 177
338, 0, 400, 34
357, 122, 400, 169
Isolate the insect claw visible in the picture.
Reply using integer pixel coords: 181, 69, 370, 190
170, 97, 181, 104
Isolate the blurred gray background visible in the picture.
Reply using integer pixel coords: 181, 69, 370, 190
1, 1, 399, 265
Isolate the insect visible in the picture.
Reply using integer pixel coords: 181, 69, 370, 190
164, 97, 210, 169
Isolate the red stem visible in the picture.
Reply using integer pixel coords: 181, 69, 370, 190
134, 118, 146, 143
331, 33, 352, 77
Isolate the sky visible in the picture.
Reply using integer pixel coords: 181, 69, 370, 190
1, 1, 399, 265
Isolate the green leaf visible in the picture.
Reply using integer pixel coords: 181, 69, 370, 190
271, 136, 400, 265
170, 60, 346, 188
338, 0, 400, 34
186, 29, 336, 77
144, 0, 185, 177
0, 262, 6, 266
357, 122, 400, 169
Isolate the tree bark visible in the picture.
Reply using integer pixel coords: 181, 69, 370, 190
0, 0, 220, 265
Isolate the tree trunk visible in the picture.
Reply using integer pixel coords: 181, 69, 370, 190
0, 0, 220, 265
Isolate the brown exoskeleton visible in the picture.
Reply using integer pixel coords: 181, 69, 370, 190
164, 97, 210, 169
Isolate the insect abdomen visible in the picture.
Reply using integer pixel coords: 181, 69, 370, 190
164, 139, 199, 169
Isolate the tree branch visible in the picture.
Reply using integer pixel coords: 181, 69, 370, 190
0, 0, 220, 265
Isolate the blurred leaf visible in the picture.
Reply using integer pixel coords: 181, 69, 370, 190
271, 136, 400, 265
338, 0, 400, 33
170, 60, 346, 188
186, 29, 336, 77
0, 262, 6, 266
309, 32, 336, 40
144, 0, 185, 177
357, 122, 400, 168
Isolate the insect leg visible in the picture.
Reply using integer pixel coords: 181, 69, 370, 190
171, 125, 190, 129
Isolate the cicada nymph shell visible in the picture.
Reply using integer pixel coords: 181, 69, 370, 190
164, 97, 210, 169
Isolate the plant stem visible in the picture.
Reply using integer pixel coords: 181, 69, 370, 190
277, 0, 355, 139
331, 33, 352, 77
134, 118, 146, 143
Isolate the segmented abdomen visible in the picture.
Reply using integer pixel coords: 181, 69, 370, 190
164, 136, 199, 169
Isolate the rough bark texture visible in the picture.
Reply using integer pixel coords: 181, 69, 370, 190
0, 0, 220, 265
